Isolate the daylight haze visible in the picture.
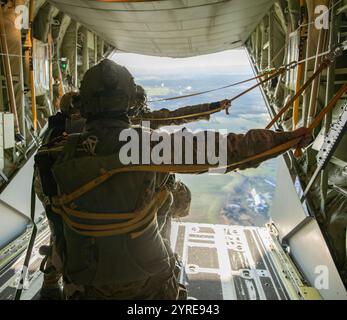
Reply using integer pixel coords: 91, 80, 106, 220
111, 49, 251, 77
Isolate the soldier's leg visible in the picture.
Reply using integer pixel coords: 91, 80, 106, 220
39, 239, 64, 300
39, 207, 65, 300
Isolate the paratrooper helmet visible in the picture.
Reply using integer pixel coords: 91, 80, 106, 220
80, 59, 136, 118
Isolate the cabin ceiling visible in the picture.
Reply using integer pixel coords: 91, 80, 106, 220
48, 0, 275, 58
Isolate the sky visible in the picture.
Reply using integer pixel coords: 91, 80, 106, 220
110, 49, 252, 78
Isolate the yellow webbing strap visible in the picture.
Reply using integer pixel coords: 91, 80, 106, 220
52, 138, 301, 206
130, 215, 157, 239
52, 189, 169, 238
53, 206, 156, 238
292, 63, 303, 130
61, 205, 137, 220
308, 83, 347, 131
131, 105, 225, 122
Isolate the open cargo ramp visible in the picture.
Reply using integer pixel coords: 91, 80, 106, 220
1, 221, 323, 300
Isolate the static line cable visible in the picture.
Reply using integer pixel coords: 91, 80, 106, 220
136, 63, 295, 122
147, 68, 277, 103
148, 62, 295, 104
266, 43, 346, 129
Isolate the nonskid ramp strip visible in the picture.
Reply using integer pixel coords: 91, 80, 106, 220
0, 220, 50, 300
251, 228, 290, 300
171, 222, 291, 300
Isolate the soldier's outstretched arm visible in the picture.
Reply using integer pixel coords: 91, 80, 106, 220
132, 99, 230, 129
149, 127, 311, 174
221, 127, 310, 171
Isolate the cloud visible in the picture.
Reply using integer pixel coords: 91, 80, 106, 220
110, 49, 252, 78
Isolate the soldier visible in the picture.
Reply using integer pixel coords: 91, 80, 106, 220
35, 91, 85, 300
43, 91, 85, 143
35, 59, 311, 300
59, 91, 85, 135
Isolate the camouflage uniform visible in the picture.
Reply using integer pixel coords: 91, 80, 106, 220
157, 175, 191, 242
34, 167, 64, 299
35, 60, 309, 300
131, 101, 221, 128
35, 92, 85, 300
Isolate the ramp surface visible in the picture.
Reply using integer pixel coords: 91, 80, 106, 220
1, 222, 290, 300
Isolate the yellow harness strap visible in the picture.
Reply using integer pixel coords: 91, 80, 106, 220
52, 189, 169, 238
52, 138, 302, 207
131, 106, 223, 122
61, 205, 137, 220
